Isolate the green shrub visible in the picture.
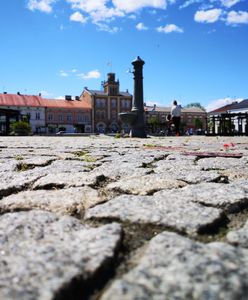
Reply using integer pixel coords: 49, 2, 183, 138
11, 121, 32, 136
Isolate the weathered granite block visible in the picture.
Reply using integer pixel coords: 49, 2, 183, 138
0, 211, 122, 300
85, 194, 224, 234
101, 232, 248, 300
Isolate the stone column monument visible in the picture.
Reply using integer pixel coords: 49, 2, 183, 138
119, 56, 147, 138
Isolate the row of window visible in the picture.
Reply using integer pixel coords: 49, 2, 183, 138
47, 113, 90, 123
95, 98, 131, 109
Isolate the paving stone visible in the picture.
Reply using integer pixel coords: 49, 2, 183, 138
227, 220, 248, 248
106, 174, 186, 195
219, 167, 248, 181
101, 232, 248, 300
0, 172, 40, 198
0, 211, 122, 300
155, 181, 248, 213
92, 161, 151, 180
32, 172, 106, 189
0, 187, 102, 216
85, 194, 223, 234
197, 157, 247, 170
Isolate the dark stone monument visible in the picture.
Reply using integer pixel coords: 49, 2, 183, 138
119, 56, 147, 138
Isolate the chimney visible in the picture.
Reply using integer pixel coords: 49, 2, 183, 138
3, 92, 7, 94
17, 92, 21, 95
65, 95, 72, 101
39, 93, 41, 97
75, 96, 80, 101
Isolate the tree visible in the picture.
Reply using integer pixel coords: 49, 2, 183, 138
11, 121, 32, 136
147, 116, 159, 133
185, 102, 206, 111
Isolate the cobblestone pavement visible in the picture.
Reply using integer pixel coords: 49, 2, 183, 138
0, 135, 248, 300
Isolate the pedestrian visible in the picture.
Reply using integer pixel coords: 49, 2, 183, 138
171, 100, 181, 136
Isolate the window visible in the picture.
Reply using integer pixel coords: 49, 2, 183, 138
121, 99, 131, 109
96, 98, 106, 108
111, 99, 117, 108
67, 113, 72, 122
77, 114, 83, 122
48, 113, 53, 121
36, 112, 40, 120
58, 114, 63, 122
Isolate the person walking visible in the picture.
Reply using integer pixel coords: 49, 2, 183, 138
171, 100, 181, 136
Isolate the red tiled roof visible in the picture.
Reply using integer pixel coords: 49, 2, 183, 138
42, 99, 91, 109
0, 94, 91, 109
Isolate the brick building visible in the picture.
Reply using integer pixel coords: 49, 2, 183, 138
145, 104, 207, 134
0, 93, 91, 134
80, 73, 132, 133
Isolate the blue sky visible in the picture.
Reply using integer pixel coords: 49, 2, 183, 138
0, 0, 247, 111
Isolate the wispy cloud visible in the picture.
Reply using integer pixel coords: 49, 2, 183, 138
226, 10, 248, 24
194, 8, 222, 23
156, 24, 184, 33
179, 0, 203, 10
220, 0, 241, 8
59, 70, 69, 77
77, 70, 101, 79
112, 0, 167, 13
70, 11, 87, 23
136, 22, 148, 30
27, 0, 56, 13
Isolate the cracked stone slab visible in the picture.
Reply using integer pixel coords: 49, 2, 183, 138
155, 168, 222, 184
0, 172, 41, 198
0, 211, 122, 300
155, 181, 248, 213
0, 187, 103, 216
32, 172, 106, 190
101, 232, 248, 300
219, 167, 248, 181
85, 194, 223, 234
92, 161, 151, 180
227, 220, 248, 248
106, 174, 186, 195
197, 157, 247, 170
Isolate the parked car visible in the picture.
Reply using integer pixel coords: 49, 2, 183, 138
56, 131, 66, 135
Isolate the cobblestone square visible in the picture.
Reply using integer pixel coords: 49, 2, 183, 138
0, 135, 248, 300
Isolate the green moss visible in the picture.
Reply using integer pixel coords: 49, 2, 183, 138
14, 155, 24, 161
15, 163, 34, 172
81, 154, 97, 162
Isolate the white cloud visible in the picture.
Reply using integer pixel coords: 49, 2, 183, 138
112, 0, 167, 13
70, 11, 87, 23
136, 22, 148, 30
179, 0, 203, 9
77, 70, 101, 79
220, 0, 241, 8
71, 69, 78, 73
60, 70, 69, 77
226, 10, 248, 24
27, 0, 55, 13
194, 8, 222, 23
206, 97, 243, 112
96, 23, 120, 33
156, 24, 184, 33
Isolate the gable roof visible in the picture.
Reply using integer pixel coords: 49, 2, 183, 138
0, 93, 91, 109
208, 103, 237, 114
228, 99, 248, 110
